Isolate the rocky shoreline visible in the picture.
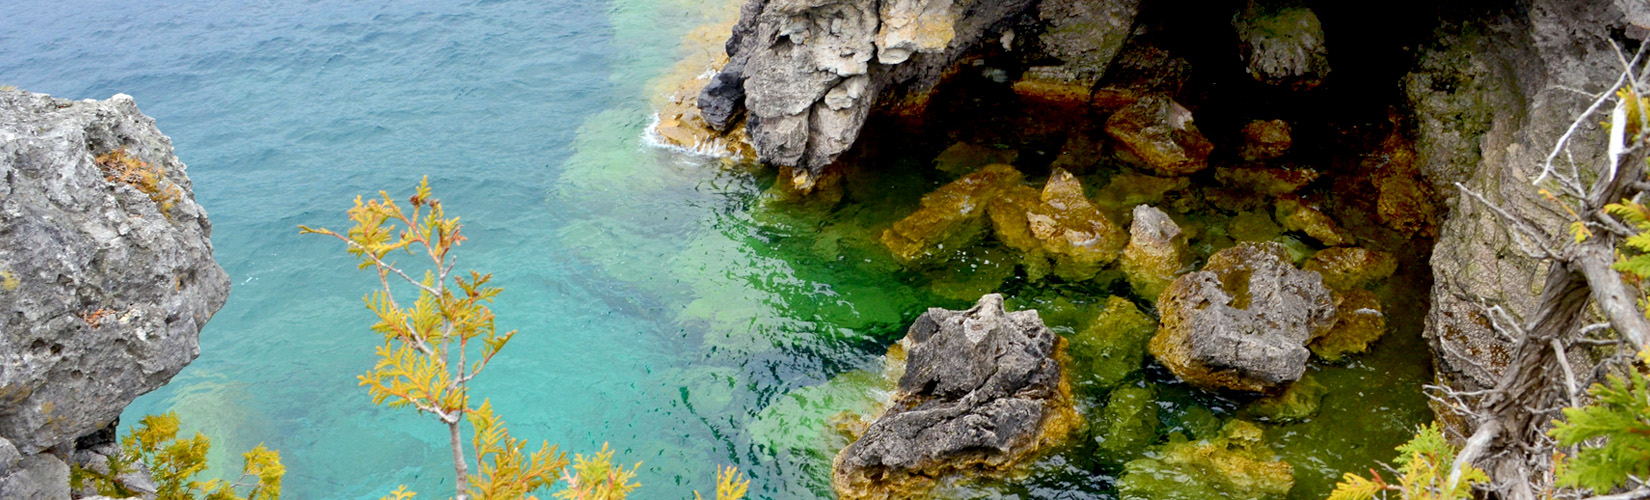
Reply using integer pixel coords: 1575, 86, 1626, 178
0, 90, 229, 499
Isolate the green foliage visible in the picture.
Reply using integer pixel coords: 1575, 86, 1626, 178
1326, 422, 1485, 500
1549, 351, 1650, 493
1606, 199, 1650, 280
307, 178, 749, 500
71, 412, 284, 500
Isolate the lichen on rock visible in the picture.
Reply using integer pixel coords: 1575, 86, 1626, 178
1116, 420, 1294, 500
1149, 242, 1336, 393
832, 294, 1078, 500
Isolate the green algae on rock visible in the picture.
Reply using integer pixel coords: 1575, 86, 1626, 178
933, 142, 1019, 176
1104, 96, 1215, 176
1228, 210, 1284, 242
1275, 197, 1355, 246
1244, 372, 1327, 422
1116, 420, 1294, 500
1216, 165, 1320, 195
988, 168, 1128, 281
1091, 384, 1160, 466
1303, 247, 1398, 291
882, 163, 1024, 263
1067, 296, 1157, 391
1120, 204, 1190, 300
1310, 289, 1387, 362
1092, 172, 1191, 214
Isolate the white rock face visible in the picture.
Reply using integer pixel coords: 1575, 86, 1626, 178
0, 90, 228, 458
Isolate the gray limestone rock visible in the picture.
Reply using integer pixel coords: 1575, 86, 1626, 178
0, 439, 17, 477
1234, 1, 1330, 91
832, 294, 1069, 499
0, 89, 228, 457
1149, 242, 1336, 393
1408, 0, 1643, 395
704, 0, 1048, 180
0, 454, 70, 500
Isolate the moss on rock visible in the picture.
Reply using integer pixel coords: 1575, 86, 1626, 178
1067, 296, 1158, 391
882, 163, 1024, 263
1275, 197, 1355, 246
1245, 372, 1328, 422
988, 168, 1128, 281
1092, 384, 1160, 466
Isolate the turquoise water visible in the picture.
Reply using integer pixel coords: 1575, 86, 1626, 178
2, 1, 893, 498
1, 1, 1438, 499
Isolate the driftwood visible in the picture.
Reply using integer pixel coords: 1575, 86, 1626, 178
1445, 43, 1650, 500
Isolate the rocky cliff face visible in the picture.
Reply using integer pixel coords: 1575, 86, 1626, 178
0, 90, 229, 498
699, 0, 1142, 187
1408, 0, 1648, 396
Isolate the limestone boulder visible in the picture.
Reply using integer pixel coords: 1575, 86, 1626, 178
1149, 242, 1336, 393
1233, 1, 1330, 90
881, 163, 1023, 263
988, 168, 1127, 280
0, 91, 228, 457
832, 294, 1077, 500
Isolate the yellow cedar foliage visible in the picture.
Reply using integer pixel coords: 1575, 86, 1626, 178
1326, 422, 1485, 500
94, 149, 183, 218
74, 412, 284, 500
306, 179, 750, 500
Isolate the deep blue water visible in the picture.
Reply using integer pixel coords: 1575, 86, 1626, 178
1, 1, 899, 498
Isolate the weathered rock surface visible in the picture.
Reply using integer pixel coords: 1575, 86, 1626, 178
0, 453, 70, 500
1311, 289, 1387, 362
1233, 1, 1329, 90
705, 0, 1063, 184
1304, 247, 1397, 291
1090, 39, 1193, 112
1105, 96, 1214, 176
0, 91, 227, 494
1409, 0, 1648, 399
1216, 165, 1319, 195
1275, 197, 1354, 247
1022, 0, 1141, 88
1149, 242, 1336, 393
832, 294, 1076, 500
882, 163, 1023, 263
1120, 204, 1188, 300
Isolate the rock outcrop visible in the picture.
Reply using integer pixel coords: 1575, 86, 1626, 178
1149, 242, 1336, 393
989, 168, 1128, 281
701, 0, 1141, 185
0, 91, 228, 497
1410, 0, 1649, 399
832, 294, 1076, 500
1105, 96, 1214, 176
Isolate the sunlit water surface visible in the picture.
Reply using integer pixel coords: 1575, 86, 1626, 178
1, 1, 1433, 499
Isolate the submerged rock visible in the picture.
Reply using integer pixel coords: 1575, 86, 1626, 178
1105, 96, 1214, 176
1216, 164, 1320, 195
882, 163, 1023, 263
1275, 197, 1355, 246
932, 142, 1019, 175
1239, 119, 1292, 161
1117, 420, 1294, 500
1092, 173, 1190, 213
0, 90, 227, 496
1067, 296, 1157, 391
1310, 289, 1387, 362
1245, 371, 1328, 422
1149, 242, 1336, 393
1120, 205, 1189, 300
832, 294, 1078, 500
1091, 384, 1159, 465
1228, 210, 1284, 242
988, 168, 1127, 281
1303, 247, 1398, 291
1233, 1, 1329, 90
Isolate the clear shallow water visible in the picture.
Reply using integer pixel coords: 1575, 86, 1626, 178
1, 1, 1435, 499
